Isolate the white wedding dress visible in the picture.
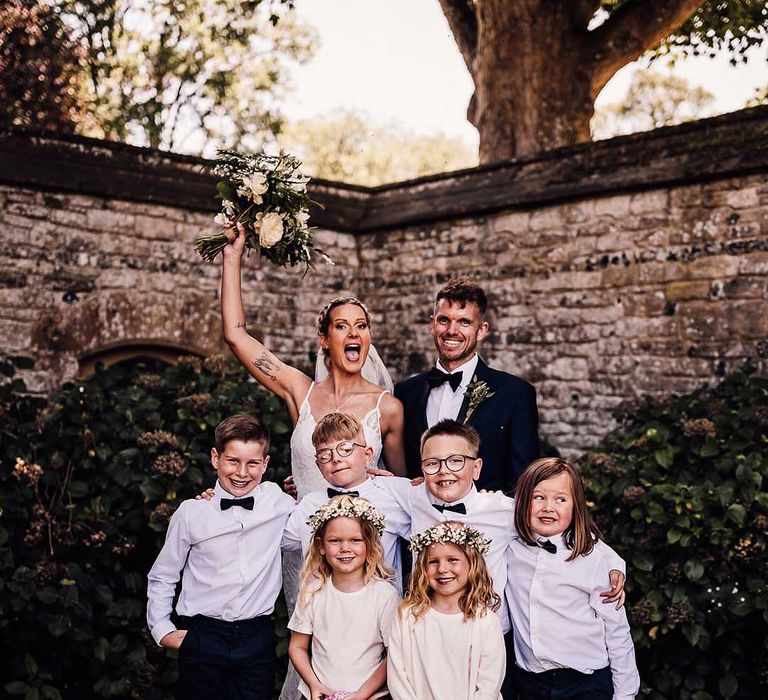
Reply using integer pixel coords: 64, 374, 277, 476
280, 382, 388, 700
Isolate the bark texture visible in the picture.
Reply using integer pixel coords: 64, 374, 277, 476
440, 0, 706, 162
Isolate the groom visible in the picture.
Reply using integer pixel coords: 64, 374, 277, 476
395, 277, 539, 493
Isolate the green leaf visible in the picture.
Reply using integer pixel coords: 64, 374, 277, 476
726, 503, 746, 527
719, 674, 738, 698
684, 560, 704, 581
4, 682, 29, 695
48, 620, 68, 637
41, 688, 62, 700
654, 446, 674, 468
24, 653, 37, 676
36, 588, 58, 605
633, 553, 654, 572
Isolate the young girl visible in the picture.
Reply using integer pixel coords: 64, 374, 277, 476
506, 457, 640, 699
288, 496, 399, 700
387, 521, 506, 700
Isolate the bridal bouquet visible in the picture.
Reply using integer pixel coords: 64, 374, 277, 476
194, 149, 333, 271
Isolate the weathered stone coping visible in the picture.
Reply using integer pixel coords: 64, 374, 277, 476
2, 105, 767, 232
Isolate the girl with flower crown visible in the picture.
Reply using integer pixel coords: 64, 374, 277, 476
288, 496, 400, 700
387, 521, 506, 700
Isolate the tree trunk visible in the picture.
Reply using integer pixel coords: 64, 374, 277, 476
474, 0, 595, 163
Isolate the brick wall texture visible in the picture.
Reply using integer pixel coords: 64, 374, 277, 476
2, 118, 767, 455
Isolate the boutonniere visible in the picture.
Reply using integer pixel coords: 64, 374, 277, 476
464, 375, 495, 424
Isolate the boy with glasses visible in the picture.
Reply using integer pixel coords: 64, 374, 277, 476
282, 412, 411, 593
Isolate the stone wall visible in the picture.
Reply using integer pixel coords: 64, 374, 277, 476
2, 107, 767, 453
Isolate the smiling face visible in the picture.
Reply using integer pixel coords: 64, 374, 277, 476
211, 439, 269, 497
318, 516, 367, 578
530, 471, 574, 538
315, 433, 372, 489
425, 542, 470, 607
430, 299, 489, 372
319, 303, 372, 374
422, 434, 481, 504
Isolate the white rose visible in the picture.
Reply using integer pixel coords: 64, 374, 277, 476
295, 210, 310, 226
259, 212, 284, 248
222, 200, 237, 218
246, 173, 269, 200
213, 212, 230, 226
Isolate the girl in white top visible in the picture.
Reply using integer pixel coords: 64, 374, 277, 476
388, 521, 506, 700
288, 496, 399, 700
506, 458, 640, 699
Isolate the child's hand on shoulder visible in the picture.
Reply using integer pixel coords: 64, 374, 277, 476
195, 488, 215, 501
160, 629, 188, 650
600, 569, 626, 609
366, 467, 393, 478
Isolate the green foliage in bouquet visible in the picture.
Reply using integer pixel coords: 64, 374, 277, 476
0, 354, 293, 698
195, 149, 332, 271
581, 371, 768, 700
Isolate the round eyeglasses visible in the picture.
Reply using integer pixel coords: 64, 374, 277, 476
420, 454, 477, 475
315, 441, 367, 464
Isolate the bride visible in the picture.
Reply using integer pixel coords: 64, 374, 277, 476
220, 226, 406, 493
221, 227, 405, 698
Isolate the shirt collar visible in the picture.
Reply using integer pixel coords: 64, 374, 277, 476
435, 354, 479, 389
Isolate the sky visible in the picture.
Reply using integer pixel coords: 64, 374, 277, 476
282, 0, 768, 151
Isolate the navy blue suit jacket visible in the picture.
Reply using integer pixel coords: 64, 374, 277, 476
394, 358, 540, 494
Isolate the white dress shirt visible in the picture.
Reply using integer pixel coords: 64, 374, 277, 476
146, 480, 294, 645
506, 534, 639, 699
282, 477, 411, 594
377, 479, 515, 633
425, 354, 480, 427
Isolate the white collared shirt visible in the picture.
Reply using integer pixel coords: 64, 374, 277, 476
378, 479, 515, 633
425, 353, 480, 427
146, 480, 294, 645
282, 477, 411, 594
506, 534, 639, 699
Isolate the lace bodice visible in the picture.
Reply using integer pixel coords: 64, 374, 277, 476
289, 383, 387, 499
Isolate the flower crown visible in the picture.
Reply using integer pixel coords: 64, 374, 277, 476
306, 495, 386, 535
410, 522, 491, 556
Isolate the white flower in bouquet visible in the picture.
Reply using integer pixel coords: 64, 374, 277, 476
244, 172, 269, 202
194, 149, 334, 272
259, 212, 284, 248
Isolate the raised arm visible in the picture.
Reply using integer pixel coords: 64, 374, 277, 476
380, 393, 407, 477
221, 226, 311, 413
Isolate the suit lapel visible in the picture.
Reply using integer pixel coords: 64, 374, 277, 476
457, 357, 490, 424
415, 374, 431, 436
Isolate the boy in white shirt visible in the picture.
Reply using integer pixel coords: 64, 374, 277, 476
282, 412, 411, 592
146, 414, 294, 699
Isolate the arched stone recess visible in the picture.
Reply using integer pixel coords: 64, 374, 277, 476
29, 290, 223, 390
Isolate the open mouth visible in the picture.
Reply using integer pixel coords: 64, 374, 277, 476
441, 337, 463, 349
229, 478, 252, 489
436, 478, 457, 488
435, 576, 456, 585
538, 516, 556, 524
344, 343, 361, 362
337, 556, 356, 563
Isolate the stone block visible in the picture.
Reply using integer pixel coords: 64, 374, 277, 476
725, 188, 760, 209
593, 194, 631, 219
529, 207, 564, 232
135, 215, 177, 240
630, 190, 669, 214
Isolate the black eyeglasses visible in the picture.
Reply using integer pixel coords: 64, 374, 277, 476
420, 454, 477, 475
315, 441, 367, 464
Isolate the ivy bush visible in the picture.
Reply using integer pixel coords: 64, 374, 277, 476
0, 354, 293, 698
581, 371, 768, 700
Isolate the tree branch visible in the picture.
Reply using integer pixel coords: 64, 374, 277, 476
590, 0, 705, 98
438, 0, 478, 76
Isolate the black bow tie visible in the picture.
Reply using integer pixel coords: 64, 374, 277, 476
426, 367, 463, 392
528, 538, 557, 554
220, 496, 254, 511
327, 488, 360, 498
432, 502, 467, 515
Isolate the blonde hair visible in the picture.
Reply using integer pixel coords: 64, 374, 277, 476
311, 412, 364, 449
514, 457, 603, 561
297, 504, 393, 610
400, 521, 500, 622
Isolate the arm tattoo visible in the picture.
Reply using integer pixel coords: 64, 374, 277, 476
235, 321, 246, 330
253, 351, 278, 382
